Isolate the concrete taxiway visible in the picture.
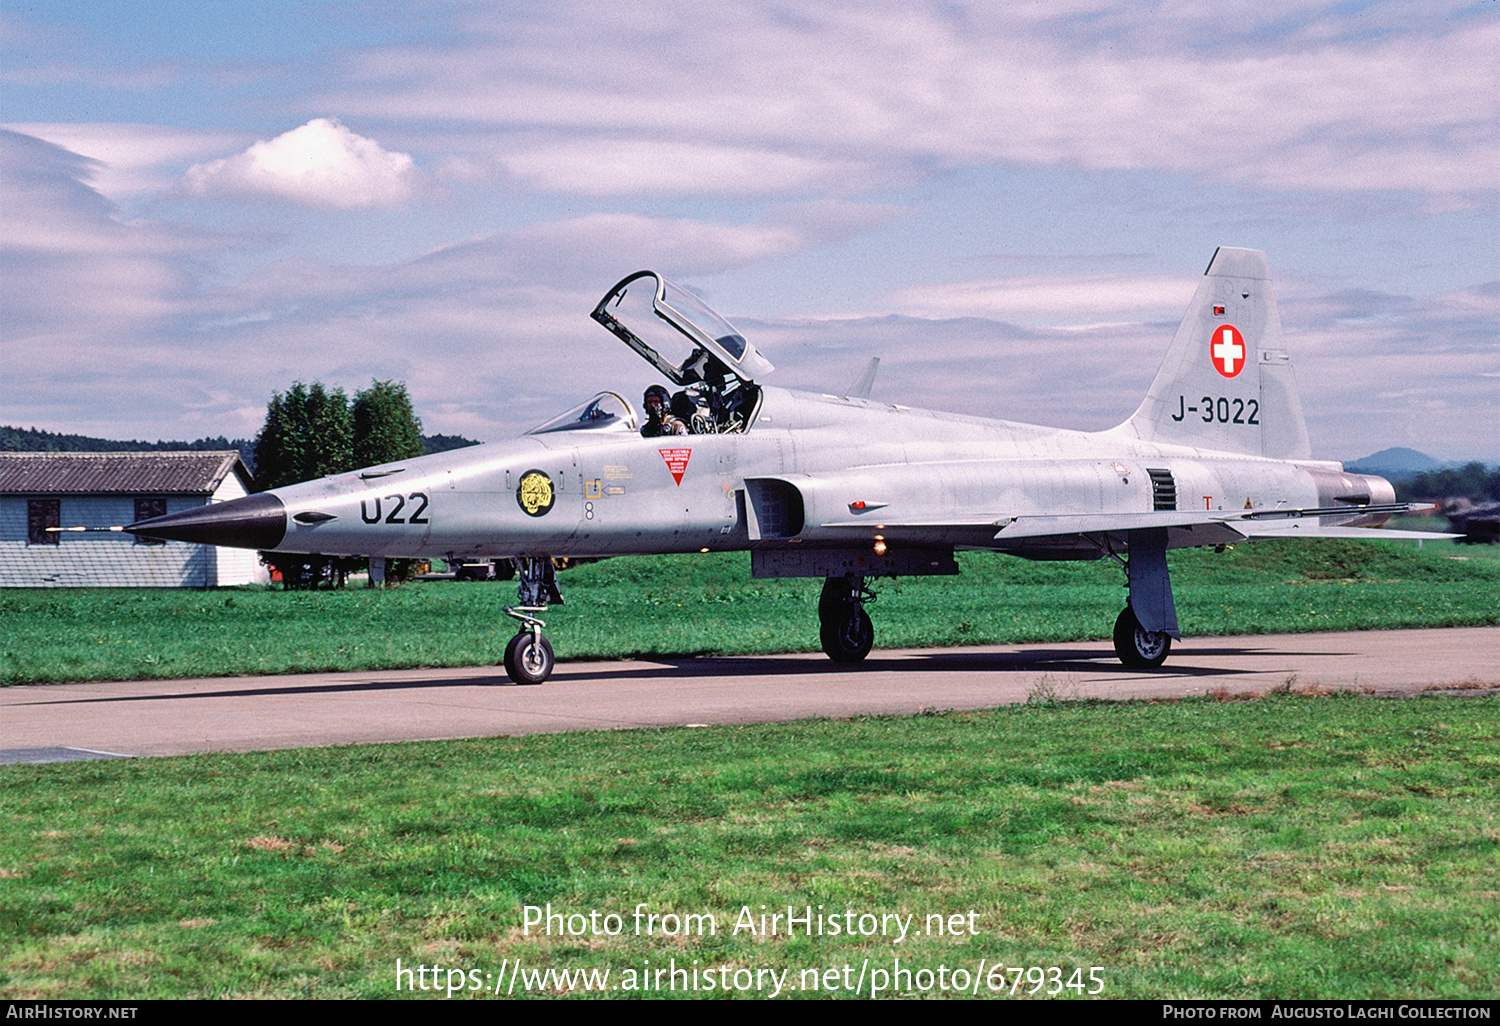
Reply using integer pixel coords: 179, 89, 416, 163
2, 627, 1496, 762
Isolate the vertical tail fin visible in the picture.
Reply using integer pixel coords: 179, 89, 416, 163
845, 356, 880, 399
1117, 248, 1310, 460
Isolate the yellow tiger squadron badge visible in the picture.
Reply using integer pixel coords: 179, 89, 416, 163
516, 470, 555, 517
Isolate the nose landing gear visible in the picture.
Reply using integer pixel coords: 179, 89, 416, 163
501, 557, 564, 684
503, 606, 554, 684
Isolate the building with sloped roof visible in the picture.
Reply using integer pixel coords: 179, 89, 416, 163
0, 452, 269, 587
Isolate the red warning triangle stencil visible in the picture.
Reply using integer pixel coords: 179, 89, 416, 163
658, 448, 691, 485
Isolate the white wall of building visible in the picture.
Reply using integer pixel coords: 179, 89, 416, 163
0, 488, 270, 588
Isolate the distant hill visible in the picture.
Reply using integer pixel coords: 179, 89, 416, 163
1345, 447, 1444, 481
2, 425, 481, 477
421, 433, 483, 455
1, 425, 257, 467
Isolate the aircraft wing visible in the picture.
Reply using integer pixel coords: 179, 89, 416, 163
813, 503, 1447, 550
993, 510, 1249, 541
997, 504, 1438, 538
1003, 508, 1450, 544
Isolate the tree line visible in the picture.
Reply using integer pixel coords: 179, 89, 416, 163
0, 425, 255, 467
1, 419, 477, 476
1395, 463, 1500, 504
252, 380, 421, 489
253, 380, 441, 588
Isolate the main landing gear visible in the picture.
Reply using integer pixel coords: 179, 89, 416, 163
1113, 605, 1171, 669
819, 575, 875, 663
1108, 527, 1179, 670
502, 557, 564, 684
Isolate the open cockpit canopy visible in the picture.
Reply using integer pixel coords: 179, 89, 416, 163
592, 271, 769, 434
591, 271, 773, 387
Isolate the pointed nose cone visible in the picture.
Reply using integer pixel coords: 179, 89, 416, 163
125, 493, 287, 550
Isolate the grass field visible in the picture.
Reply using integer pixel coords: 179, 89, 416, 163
3, 538, 1498, 685
3, 537, 1496, 999
2, 694, 1496, 999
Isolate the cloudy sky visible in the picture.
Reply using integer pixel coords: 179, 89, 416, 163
3, 0, 1497, 461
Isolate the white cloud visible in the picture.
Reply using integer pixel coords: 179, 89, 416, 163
3, 122, 246, 200
325, 2, 1499, 199
5, 2, 1495, 459
6, 129, 1493, 458
399, 204, 890, 286
1, 203, 862, 439
0, 131, 196, 321
500, 138, 863, 197
1283, 281, 1500, 458
883, 274, 1196, 326
740, 273, 1500, 461
182, 118, 416, 209
0, 131, 230, 436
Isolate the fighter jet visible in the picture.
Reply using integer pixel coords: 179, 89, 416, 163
127, 248, 1433, 684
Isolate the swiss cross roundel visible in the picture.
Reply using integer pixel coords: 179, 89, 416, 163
1209, 324, 1246, 378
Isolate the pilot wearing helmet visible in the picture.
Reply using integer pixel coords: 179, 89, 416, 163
641, 384, 688, 437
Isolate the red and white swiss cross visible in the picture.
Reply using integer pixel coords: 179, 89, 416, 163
1209, 324, 1246, 378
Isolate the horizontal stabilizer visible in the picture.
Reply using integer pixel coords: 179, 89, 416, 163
1237, 503, 1419, 521
1234, 523, 1458, 541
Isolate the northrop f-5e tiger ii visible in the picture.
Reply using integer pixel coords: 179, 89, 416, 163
128, 248, 1434, 684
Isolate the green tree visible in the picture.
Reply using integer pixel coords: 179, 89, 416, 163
251, 379, 433, 588
352, 380, 428, 586
252, 382, 354, 491
1403, 462, 1500, 503
352, 380, 424, 469
252, 382, 356, 589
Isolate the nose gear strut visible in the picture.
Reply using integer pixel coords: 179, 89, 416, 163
502, 557, 564, 684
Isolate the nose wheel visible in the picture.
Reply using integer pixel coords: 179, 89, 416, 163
503, 610, 555, 685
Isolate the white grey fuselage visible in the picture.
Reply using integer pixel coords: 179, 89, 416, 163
264, 382, 1366, 565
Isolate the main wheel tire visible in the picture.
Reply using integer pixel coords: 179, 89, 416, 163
1113, 606, 1171, 669
503, 631, 555, 685
821, 604, 874, 663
